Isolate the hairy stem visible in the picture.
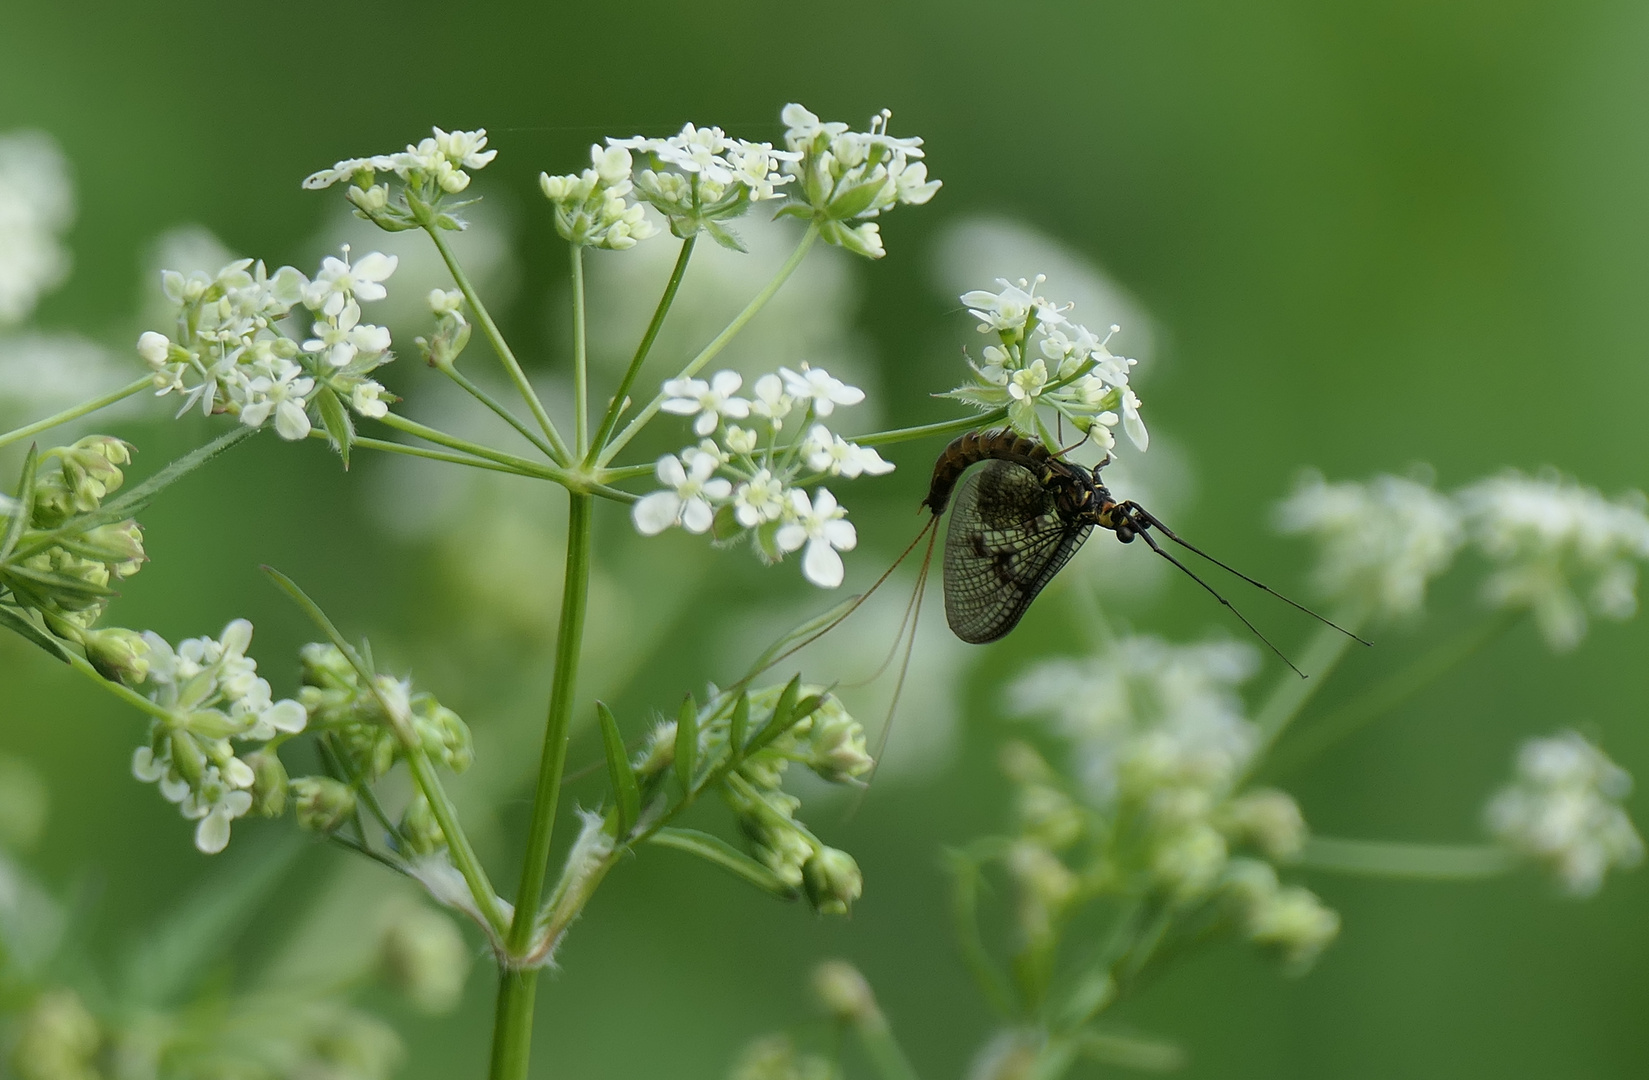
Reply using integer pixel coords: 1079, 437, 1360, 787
490, 492, 593, 1079
588, 236, 696, 466
0, 376, 152, 450
597, 224, 819, 467
424, 225, 571, 464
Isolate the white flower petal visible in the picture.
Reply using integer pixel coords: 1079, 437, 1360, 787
633, 491, 682, 536
803, 539, 845, 588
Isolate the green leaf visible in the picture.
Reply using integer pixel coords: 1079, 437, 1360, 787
2, 564, 116, 598
674, 693, 698, 794
747, 674, 801, 756
647, 827, 799, 901
702, 219, 747, 253
315, 387, 354, 469
118, 833, 306, 1008
95, 426, 258, 525
597, 701, 640, 835
0, 604, 71, 664
728, 691, 750, 756
1, 444, 39, 564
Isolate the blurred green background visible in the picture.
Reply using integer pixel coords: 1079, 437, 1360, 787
3, 0, 1648, 1076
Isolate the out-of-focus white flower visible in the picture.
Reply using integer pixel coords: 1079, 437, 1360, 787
0, 130, 74, 325
1458, 471, 1649, 651
1245, 883, 1341, 968
775, 487, 857, 588
732, 469, 786, 527
660, 370, 751, 435
749, 373, 796, 427
1275, 470, 1464, 621
632, 452, 731, 536
779, 364, 863, 417
1486, 730, 1643, 896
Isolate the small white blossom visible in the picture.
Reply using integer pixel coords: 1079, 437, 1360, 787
733, 469, 786, 527
540, 144, 658, 250
775, 487, 857, 588
660, 370, 751, 436
961, 276, 1069, 339
352, 380, 390, 419
136, 330, 170, 366
801, 424, 894, 479
1486, 730, 1643, 896
428, 288, 464, 316
183, 765, 255, 855
1458, 471, 1649, 650
302, 127, 497, 195
301, 299, 391, 368
781, 104, 939, 258
724, 425, 759, 455
632, 453, 731, 536
779, 364, 864, 417
305, 249, 398, 317
749, 373, 794, 428
1275, 471, 1464, 621
240, 358, 315, 441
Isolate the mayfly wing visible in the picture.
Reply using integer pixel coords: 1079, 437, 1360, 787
942, 459, 1093, 644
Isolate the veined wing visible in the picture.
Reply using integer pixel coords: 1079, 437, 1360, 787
942, 459, 1092, 644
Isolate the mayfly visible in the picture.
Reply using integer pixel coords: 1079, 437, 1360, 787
916, 427, 1367, 671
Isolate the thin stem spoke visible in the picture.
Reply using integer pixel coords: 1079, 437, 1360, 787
570, 244, 589, 456
1300, 836, 1518, 880
588, 236, 696, 465
598, 224, 819, 467
0, 376, 152, 450
434, 361, 559, 460
424, 225, 571, 464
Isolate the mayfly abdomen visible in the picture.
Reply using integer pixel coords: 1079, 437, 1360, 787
921, 428, 1052, 516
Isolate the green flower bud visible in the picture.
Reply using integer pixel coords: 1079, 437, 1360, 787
169, 730, 207, 786
243, 748, 289, 817
811, 960, 879, 1025
998, 741, 1054, 785
299, 642, 360, 690
801, 847, 862, 916
413, 694, 472, 773
1246, 884, 1340, 971
397, 793, 445, 857
1221, 789, 1307, 862
805, 703, 873, 784
379, 903, 471, 1014
78, 520, 146, 578
291, 776, 357, 833
1006, 840, 1077, 912
10, 989, 101, 1080
80, 626, 151, 686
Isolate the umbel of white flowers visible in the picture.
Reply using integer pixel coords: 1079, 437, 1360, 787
1278, 467, 1649, 648
944, 275, 1148, 455
1486, 730, 1644, 896
631, 364, 891, 588
136, 247, 397, 441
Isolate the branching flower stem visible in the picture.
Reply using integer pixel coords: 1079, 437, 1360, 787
491, 492, 594, 1080
586, 236, 696, 466
571, 245, 590, 455
66, 650, 174, 722
423, 224, 572, 464
431, 359, 560, 460
597, 224, 819, 467
0, 375, 151, 450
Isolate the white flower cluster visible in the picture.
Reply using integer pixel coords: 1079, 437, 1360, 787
1008, 635, 1337, 966
609, 123, 798, 246
128, 620, 306, 854
0, 130, 73, 325
137, 248, 398, 441
539, 145, 658, 251
302, 127, 498, 230
778, 103, 940, 259
1278, 468, 1649, 647
1275, 471, 1464, 621
1458, 471, 1649, 651
1485, 730, 1643, 896
944, 276, 1147, 454
632, 364, 891, 588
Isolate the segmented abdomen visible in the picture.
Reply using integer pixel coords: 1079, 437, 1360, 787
922, 428, 1051, 515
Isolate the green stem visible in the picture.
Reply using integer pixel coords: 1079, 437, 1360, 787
588, 236, 696, 466
424, 225, 572, 464
433, 360, 559, 460
66, 651, 173, 722
856, 410, 1008, 449
853, 1014, 922, 1080
490, 492, 593, 1079
405, 748, 510, 935
1249, 602, 1370, 765
597, 224, 819, 467
1265, 611, 1520, 778
1300, 836, 1519, 880
0, 376, 152, 450
570, 244, 589, 456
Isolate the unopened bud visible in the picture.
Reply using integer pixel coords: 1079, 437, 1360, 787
414, 695, 472, 773
243, 748, 289, 817
1223, 789, 1307, 861
299, 642, 358, 690
291, 776, 357, 833
1247, 884, 1340, 970
812, 959, 879, 1025
398, 793, 445, 856
81, 626, 151, 685
806, 709, 873, 783
380, 903, 470, 1014
801, 846, 862, 916
136, 331, 171, 366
